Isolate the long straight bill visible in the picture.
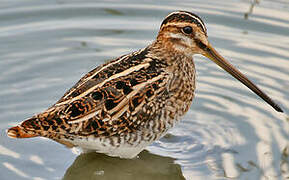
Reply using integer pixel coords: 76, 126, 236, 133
202, 43, 283, 113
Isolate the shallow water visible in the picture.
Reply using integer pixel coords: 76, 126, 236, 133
0, 0, 289, 179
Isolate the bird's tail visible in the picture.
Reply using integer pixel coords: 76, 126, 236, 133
7, 117, 40, 138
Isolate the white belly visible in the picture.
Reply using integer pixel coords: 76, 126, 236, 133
66, 130, 168, 159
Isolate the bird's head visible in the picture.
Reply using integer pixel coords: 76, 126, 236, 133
157, 11, 208, 57
156, 11, 283, 113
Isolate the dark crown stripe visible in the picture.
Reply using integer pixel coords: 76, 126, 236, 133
161, 11, 207, 35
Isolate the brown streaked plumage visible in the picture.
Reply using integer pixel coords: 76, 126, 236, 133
7, 11, 283, 158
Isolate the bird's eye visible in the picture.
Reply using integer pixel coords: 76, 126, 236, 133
182, 26, 193, 34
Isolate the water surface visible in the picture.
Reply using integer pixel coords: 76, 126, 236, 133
0, 0, 289, 179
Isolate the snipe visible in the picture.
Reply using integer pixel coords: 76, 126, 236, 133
7, 11, 283, 158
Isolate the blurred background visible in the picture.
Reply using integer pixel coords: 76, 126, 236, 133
0, 0, 288, 179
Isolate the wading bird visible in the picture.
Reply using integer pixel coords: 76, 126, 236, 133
7, 11, 283, 158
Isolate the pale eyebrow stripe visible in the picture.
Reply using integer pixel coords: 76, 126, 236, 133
163, 11, 207, 34
180, 11, 207, 34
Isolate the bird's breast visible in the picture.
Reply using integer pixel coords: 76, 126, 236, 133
167, 57, 196, 115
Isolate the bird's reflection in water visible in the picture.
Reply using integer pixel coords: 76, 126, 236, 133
63, 150, 185, 180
